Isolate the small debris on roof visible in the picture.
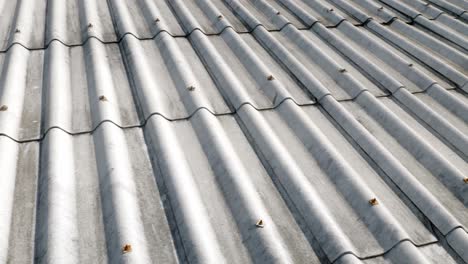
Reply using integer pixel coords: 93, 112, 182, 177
188, 85, 196, 91
122, 244, 132, 254
369, 198, 379, 206
256, 219, 265, 228
0, 105, 8, 111
267, 75, 274, 81
99, 95, 107, 101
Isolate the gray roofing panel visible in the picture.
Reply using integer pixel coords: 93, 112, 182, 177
1, 0, 468, 263
2, 97, 467, 263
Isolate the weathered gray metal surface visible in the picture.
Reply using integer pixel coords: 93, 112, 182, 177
0, 0, 467, 263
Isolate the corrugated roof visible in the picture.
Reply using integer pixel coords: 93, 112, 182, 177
0, 0, 467, 263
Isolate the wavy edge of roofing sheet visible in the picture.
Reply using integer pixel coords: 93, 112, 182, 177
4, 0, 466, 52
368, 0, 468, 50
420, 0, 468, 18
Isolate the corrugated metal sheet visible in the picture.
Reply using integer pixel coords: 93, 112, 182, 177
0, 0, 467, 263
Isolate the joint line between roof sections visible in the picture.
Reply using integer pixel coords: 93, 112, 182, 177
0, 19, 406, 54
332, 239, 446, 263
0, 25, 289, 53
0, 87, 460, 142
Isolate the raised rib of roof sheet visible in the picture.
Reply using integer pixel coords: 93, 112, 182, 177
0, 0, 467, 263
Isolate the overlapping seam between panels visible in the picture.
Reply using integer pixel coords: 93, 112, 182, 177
0, 15, 366, 53
1, 9, 461, 54
0, 21, 327, 53
2, 100, 467, 262
1, 86, 459, 143
1, 14, 428, 54
333, 225, 468, 262
0, 0, 464, 53
378, 0, 468, 20
421, 1, 467, 17
331, 239, 437, 263
0, 97, 308, 142
0, 21, 312, 54
377, 1, 445, 21
0, 26, 283, 54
